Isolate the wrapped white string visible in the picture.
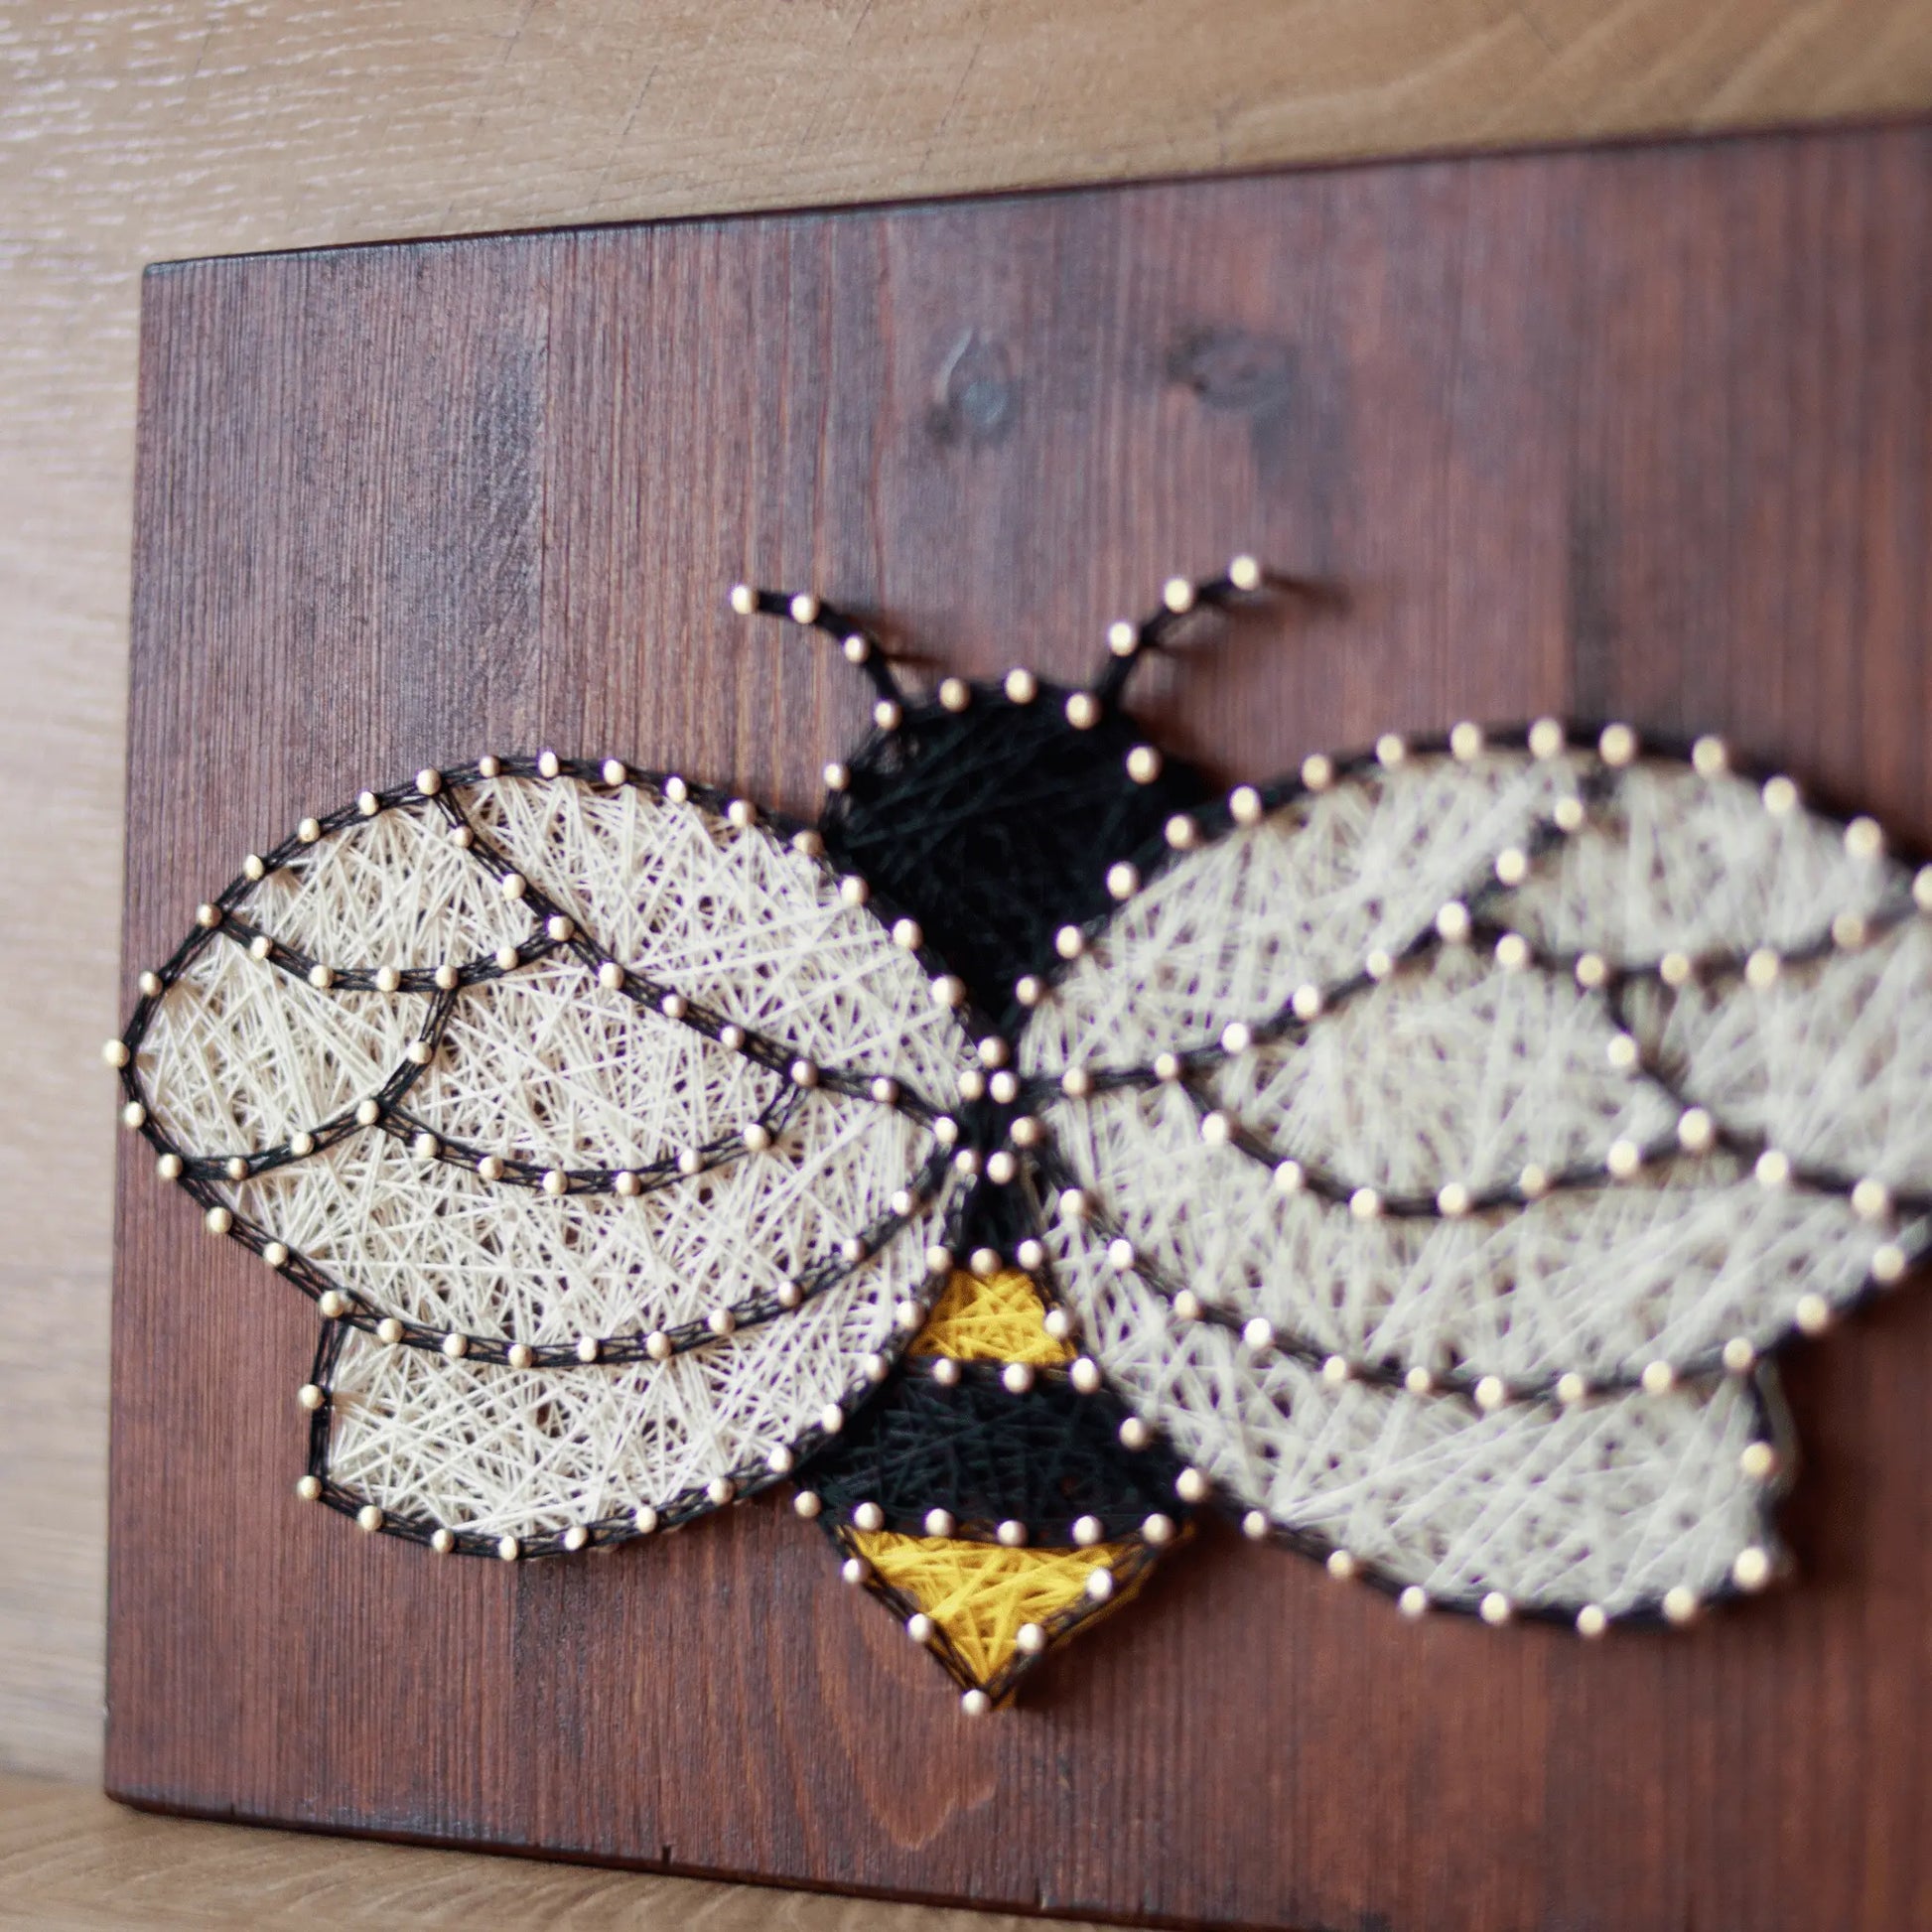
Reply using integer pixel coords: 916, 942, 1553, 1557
137, 938, 423, 1153
467, 773, 965, 1096
410, 958, 783, 1171
1046, 1078, 1889, 1389
1039, 1198, 1774, 1617
1021, 749, 1590, 1075
1204, 944, 1680, 1192
133, 764, 975, 1539
1025, 740, 1931, 1616
325, 1265, 908, 1540
1625, 917, 1932, 1191
248, 795, 531, 970
229, 1084, 934, 1348
1500, 761, 1906, 961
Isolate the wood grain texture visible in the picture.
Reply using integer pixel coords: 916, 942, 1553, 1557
7, 0, 1932, 1800
109, 121, 1932, 1932
0, 1773, 1086, 1930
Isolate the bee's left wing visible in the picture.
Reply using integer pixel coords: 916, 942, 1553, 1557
120, 759, 975, 1555
1018, 728, 1930, 1623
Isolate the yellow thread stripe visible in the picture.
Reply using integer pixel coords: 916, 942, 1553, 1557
909, 1267, 1074, 1364
851, 1530, 1143, 1687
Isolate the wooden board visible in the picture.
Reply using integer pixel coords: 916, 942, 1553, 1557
111, 120, 1932, 1931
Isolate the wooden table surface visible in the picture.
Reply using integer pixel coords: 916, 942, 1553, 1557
0, 1773, 1083, 1929
5, 1, 1932, 1922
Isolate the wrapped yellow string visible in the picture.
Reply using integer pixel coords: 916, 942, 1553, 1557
909, 1267, 1073, 1364
849, 1528, 1162, 1698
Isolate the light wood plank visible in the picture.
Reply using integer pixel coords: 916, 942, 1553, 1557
0, 1775, 1090, 1929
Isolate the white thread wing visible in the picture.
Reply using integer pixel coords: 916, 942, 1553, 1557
126, 760, 974, 1550
1020, 731, 1931, 1618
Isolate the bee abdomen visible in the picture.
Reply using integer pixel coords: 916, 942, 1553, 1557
807, 1265, 1187, 1705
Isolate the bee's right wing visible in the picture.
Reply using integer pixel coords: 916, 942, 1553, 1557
1019, 728, 1931, 1623
121, 759, 976, 1555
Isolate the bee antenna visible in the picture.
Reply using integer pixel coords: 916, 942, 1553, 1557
1092, 557, 1321, 703
728, 584, 906, 705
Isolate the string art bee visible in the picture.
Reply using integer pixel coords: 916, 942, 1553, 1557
107, 560, 1932, 1712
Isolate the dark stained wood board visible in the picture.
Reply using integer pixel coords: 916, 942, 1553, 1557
109, 119, 1932, 1932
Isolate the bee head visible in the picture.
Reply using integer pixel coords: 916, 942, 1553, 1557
732, 569, 1296, 1030
818, 677, 1205, 1032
